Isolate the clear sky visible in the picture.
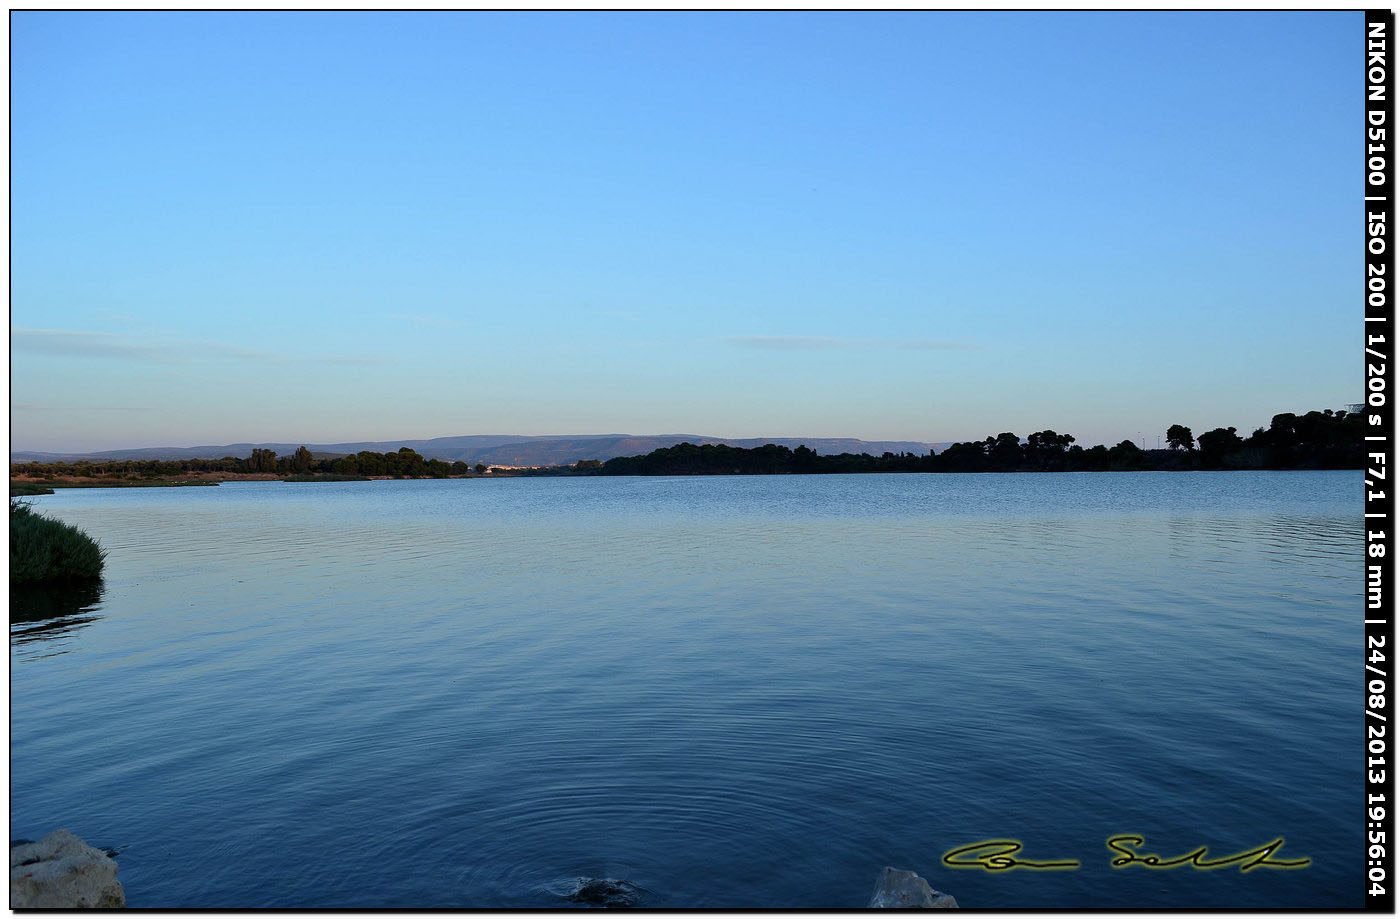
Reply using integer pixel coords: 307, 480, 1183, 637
12, 11, 1360, 452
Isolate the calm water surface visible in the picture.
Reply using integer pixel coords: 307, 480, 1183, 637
10, 472, 1361, 908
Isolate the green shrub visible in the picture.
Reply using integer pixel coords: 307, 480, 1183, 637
10, 501, 106, 584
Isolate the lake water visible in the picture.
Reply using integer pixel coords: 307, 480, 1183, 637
10, 472, 1362, 908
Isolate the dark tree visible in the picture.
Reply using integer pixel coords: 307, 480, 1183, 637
934, 441, 988, 472
1080, 444, 1111, 470
1024, 430, 1075, 470
1166, 424, 1194, 451
1107, 440, 1144, 470
249, 448, 278, 473
984, 433, 1024, 470
1197, 426, 1243, 468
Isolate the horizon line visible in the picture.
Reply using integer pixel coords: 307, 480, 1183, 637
11, 431, 953, 457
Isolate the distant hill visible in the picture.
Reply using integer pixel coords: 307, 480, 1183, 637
12, 434, 950, 467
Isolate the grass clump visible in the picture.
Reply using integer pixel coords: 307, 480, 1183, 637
10, 501, 106, 584
10, 482, 55, 496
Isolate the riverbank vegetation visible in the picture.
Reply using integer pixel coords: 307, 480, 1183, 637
10, 501, 106, 583
10, 409, 1363, 486
574, 409, 1364, 476
10, 447, 491, 487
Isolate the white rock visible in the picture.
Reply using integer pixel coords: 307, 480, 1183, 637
868, 866, 957, 908
10, 828, 125, 908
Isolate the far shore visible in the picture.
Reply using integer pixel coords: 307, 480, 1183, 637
9, 471, 509, 491
8, 409, 1365, 491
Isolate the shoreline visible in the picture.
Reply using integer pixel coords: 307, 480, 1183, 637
10, 464, 1361, 494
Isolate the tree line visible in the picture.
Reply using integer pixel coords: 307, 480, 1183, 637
12, 446, 490, 481
11, 408, 1364, 482
575, 409, 1364, 476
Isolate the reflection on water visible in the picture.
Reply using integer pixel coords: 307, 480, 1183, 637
10, 580, 105, 658
9, 473, 1362, 909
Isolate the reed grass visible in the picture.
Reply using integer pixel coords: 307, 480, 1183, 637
10, 501, 106, 583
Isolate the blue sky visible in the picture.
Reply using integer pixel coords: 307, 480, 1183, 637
12, 11, 1359, 452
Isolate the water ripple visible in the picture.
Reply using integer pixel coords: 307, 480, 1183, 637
10, 472, 1361, 908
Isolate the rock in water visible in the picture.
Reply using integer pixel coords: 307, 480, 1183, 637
566, 877, 644, 907
10, 828, 126, 908
868, 867, 957, 908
